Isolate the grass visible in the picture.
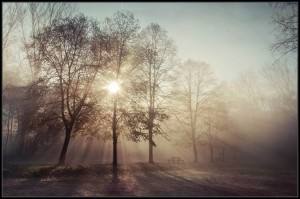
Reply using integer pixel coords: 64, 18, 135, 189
3, 162, 298, 196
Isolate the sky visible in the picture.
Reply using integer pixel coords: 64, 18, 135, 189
77, 3, 296, 81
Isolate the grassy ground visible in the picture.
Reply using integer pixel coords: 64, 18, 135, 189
2, 162, 298, 196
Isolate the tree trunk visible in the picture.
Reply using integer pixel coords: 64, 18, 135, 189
16, 115, 26, 156
148, 59, 154, 164
5, 117, 10, 152
112, 97, 118, 165
149, 126, 154, 163
10, 116, 13, 142
210, 145, 214, 163
148, 111, 154, 163
58, 128, 71, 165
192, 130, 198, 163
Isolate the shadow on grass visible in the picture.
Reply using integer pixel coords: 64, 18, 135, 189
3, 162, 297, 196
127, 163, 239, 196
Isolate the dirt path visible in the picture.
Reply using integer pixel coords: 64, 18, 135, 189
2, 163, 297, 196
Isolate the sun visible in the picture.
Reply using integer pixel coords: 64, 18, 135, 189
107, 81, 119, 93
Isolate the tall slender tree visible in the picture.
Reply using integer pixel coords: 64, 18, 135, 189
103, 10, 140, 165
174, 60, 219, 163
132, 23, 177, 163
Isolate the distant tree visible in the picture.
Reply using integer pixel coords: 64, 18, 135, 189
174, 60, 219, 163
128, 23, 177, 163
16, 80, 48, 156
30, 15, 111, 164
202, 94, 229, 163
261, 60, 297, 112
2, 79, 47, 156
102, 10, 140, 165
231, 69, 267, 116
2, 85, 19, 153
2, 3, 24, 53
270, 2, 298, 60
2, 3, 26, 88
21, 3, 77, 80
228, 62, 297, 165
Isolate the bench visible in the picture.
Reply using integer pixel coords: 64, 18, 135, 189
168, 156, 184, 163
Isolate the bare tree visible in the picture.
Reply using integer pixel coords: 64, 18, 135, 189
15, 80, 48, 156
2, 3, 24, 53
261, 60, 297, 112
20, 3, 77, 80
3, 3, 81, 159
2, 80, 46, 156
201, 94, 229, 163
3, 3, 77, 98
2, 3, 26, 89
102, 10, 140, 165
30, 15, 111, 164
174, 60, 219, 163
130, 23, 177, 163
231, 69, 267, 116
270, 2, 298, 60
2, 85, 19, 153
228, 62, 297, 165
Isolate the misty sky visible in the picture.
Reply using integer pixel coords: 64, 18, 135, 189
77, 2, 297, 81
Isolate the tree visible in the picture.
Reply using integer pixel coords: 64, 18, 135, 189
102, 10, 140, 165
131, 23, 177, 163
2, 3, 24, 53
270, 2, 298, 60
174, 60, 219, 163
2, 4, 77, 152
2, 3, 26, 89
15, 80, 48, 156
3, 3, 77, 89
2, 80, 46, 156
231, 69, 267, 116
228, 62, 297, 165
21, 3, 77, 80
2, 85, 20, 153
201, 94, 229, 163
31, 15, 111, 164
261, 60, 297, 112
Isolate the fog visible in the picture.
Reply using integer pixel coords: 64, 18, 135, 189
2, 3, 297, 169
3, 106, 297, 167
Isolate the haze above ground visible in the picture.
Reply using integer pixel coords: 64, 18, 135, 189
78, 2, 297, 82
